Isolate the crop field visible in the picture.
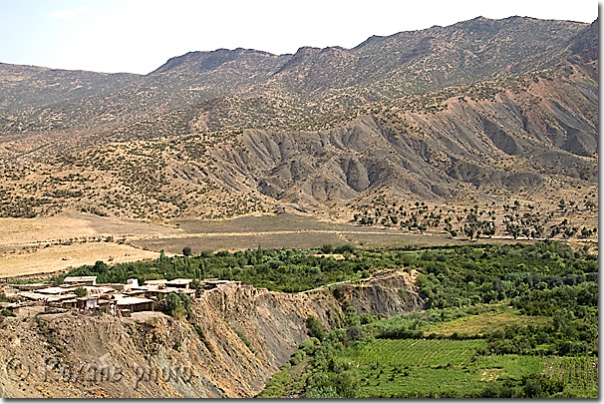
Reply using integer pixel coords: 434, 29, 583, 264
340, 339, 579, 398
129, 232, 348, 254
422, 310, 551, 337
542, 356, 598, 397
342, 339, 493, 397
345, 339, 487, 367
173, 213, 356, 233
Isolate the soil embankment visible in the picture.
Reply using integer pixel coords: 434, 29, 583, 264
0, 269, 422, 398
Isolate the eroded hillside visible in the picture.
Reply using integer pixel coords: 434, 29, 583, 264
0, 270, 419, 398
0, 58, 597, 224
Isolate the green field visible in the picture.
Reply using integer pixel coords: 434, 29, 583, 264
344, 339, 486, 367
543, 356, 599, 397
341, 339, 549, 397
422, 310, 550, 337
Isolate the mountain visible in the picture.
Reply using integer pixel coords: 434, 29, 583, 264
0, 16, 598, 221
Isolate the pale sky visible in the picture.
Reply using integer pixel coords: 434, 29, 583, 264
0, 0, 599, 75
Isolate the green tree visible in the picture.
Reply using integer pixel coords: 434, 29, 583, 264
92, 260, 109, 274
346, 325, 364, 341
182, 246, 193, 257
164, 292, 186, 319
74, 286, 88, 298
307, 315, 327, 341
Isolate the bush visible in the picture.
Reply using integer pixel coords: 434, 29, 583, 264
290, 349, 306, 365
307, 315, 327, 341
346, 325, 365, 341
321, 244, 334, 254
520, 374, 565, 398
0, 308, 15, 317
163, 292, 192, 319
74, 286, 88, 298
300, 337, 321, 355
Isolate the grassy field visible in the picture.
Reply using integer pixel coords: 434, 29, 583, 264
423, 310, 551, 337
341, 339, 539, 397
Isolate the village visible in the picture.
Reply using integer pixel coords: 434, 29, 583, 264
0, 276, 242, 318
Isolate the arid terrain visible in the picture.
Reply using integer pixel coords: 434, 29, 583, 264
0, 14, 598, 399
0, 269, 418, 397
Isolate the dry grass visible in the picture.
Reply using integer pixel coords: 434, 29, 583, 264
0, 242, 158, 278
0, 211, 182, 246
423, 310, 551, 337
130, 232, 346, 254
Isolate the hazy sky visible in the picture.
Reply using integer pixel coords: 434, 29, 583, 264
0, 0, 598, 74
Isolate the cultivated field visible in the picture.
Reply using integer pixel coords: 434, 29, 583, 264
341, 338, 598, 398
2, 211, 596, 278
343, 339, 491, 397
542, 356, 598, 396
422, 311, 551, 337
0, 242, 159, 278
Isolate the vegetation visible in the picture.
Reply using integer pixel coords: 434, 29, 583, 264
42, 240, 598, 397
73, 286, 88, 298
255, 241, 598, 398
56, 244, 371, 293
163, 292, 193, 319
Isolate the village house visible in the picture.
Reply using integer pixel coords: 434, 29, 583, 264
5, 276, 243, 316
64, 276, 97, 286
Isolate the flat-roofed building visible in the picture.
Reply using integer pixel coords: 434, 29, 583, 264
144, 279, 168, 286
165, 279, 193, 289
64, 276, 97, 286
112, 295, 154, 312
36, 287, 76, 295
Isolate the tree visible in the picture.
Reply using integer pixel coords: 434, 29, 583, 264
346, 325, 364, 342
92, 260, 109, 274
74, 286, 88, 298
182, 246, 192, 257
164, 292, 187, 319
464, 224, 475, 240
521, 374, 564, 398
306, 315, 327, 341
189, 279, 203, 290
321, 244, 334, 254
558, 199, 566, 211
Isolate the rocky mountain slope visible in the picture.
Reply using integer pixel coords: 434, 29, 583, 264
0, 270, 420, 398
0, 16, 598, 221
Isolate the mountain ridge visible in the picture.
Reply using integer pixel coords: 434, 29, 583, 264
0, 15, 598, 224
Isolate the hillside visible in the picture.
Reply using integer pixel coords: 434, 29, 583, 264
0, 271, 418, 398
0, 16, 598, 230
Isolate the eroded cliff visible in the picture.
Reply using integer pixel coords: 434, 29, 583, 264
0, 269, 421, 398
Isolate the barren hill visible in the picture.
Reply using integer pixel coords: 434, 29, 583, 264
0, 16, 598, 224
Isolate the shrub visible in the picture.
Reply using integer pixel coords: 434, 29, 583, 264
306, 315, 327, 341
0, 308, 15, 317
74, 286, 88, 298
289, 349, 306, 365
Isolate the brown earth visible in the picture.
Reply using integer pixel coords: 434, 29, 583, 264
0, 243, 159, 278
0, 269, 421, 398
0, 18, 597, 226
